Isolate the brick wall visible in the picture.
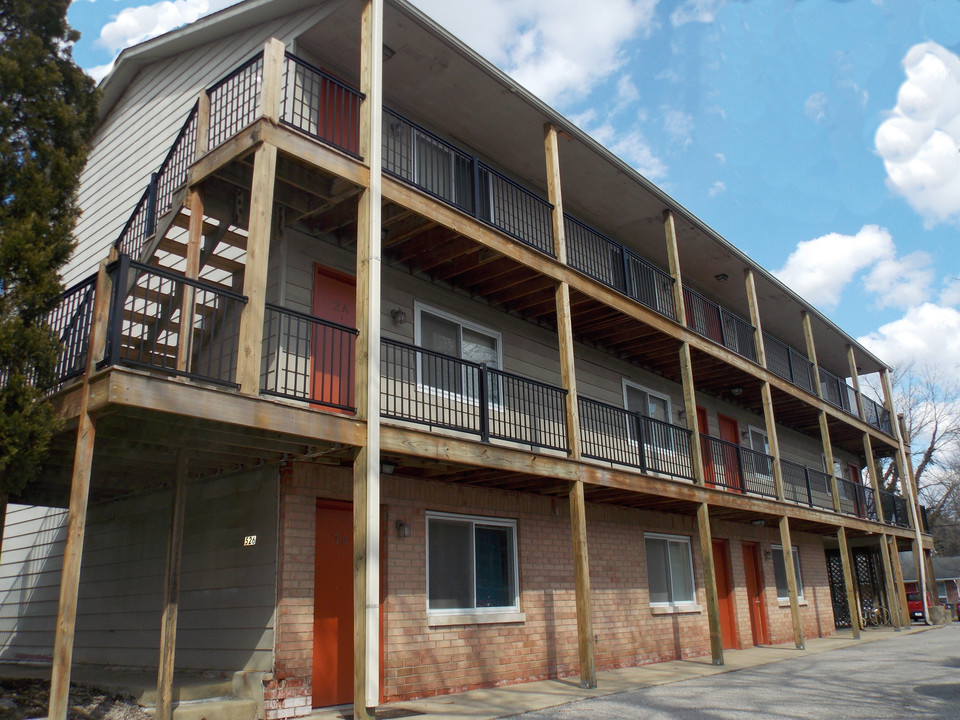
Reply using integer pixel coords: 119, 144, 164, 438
268, 461, 836, 716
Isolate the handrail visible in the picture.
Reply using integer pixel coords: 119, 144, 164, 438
684, 286, 756, 363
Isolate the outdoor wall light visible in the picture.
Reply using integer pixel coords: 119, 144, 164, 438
390, 309, 407, 325
750, 519, 765, 527
676, 409, 686, 420
395, 520, 411, 538
381, 461, 397, 475
729, 386, 743, 396
714, 273, 729, 282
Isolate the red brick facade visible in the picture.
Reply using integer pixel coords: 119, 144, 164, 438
266, 461, 836, 718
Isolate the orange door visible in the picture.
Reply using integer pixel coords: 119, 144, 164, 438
742, 542, 770, 645
313, 501, 354, 708
718, 414, 741, 492
713, 539, 739, 650
317, 74, 360, 155
697, 407, 716, 487
312, 265, 356, 412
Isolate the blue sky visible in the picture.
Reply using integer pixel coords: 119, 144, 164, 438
66, 0, 960, 379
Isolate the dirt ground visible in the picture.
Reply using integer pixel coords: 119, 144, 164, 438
0, 678, 149, 720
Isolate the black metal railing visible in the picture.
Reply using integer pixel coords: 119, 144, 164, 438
683, 287, 756, 362
283, 53, 363, 157
762, 332, 815, 393
261, 304, 358, 411
380, 339, 567, 451
476, 161, 554, 256
47, 273, 99, 386
564, 215, 677, 321
104, 255, 246, 387
383, 108, 476, 215
837, 477, 869, 518
779, 459, 835, 510
879, 489, 911, 528
208, 52, 263, 150
818, 367, 859, 416
862, 394, 893, 434
699, 435, 775, 497
577, 397, 694, 480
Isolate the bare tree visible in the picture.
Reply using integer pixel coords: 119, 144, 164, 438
865, 364, 960, 554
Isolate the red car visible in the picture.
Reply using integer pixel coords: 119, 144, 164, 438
906, 590, 935, 621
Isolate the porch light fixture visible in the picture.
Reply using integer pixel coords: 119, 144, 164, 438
395, 520, 410, 538
729, 386, 743, 396
383, 44, 396, 61
750, 519, 765, 527
676, 409, 686, 420
390, 308, 407, 325
714, 273, 729, 282
381, 461, 397, 475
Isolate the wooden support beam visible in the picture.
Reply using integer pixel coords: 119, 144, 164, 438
354, 1, 383, 716
743, 269, 766, 368
195, 90, 210, 158
801, 311, 822, 400
260, 38, 285, 123
235, 141, 277, 394
556, 283, 580, 459
862, 433, 885, 523
569, 480, 596, 688
48, 261, 113, 720
544, 123, 567, 264
777, 516, 805, 649
836, 526, 861, 639
679, 342, 706, 485
176, 189, 203, 372
846, 345, 865, 421
156, 452, 189, 720
697, 503, 723, 665
876, 532, 902, 631
663, 210, 686, 324
888, 535, 910, 626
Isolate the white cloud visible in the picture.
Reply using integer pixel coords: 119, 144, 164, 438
97, 0, 239, 54
875, 41, 960, 226
715, 152, 726, 164
862, 252, 934, 309
670, 0, 727, 27
859, 303, 960, 383
708, 180, 725, 197
589, 122, 666, 179
616, 75, 639, 105
410, 0, 658, 105
87, 61, 115, 82
940, 277, 960, 306
663, 108, 694, 147
804, 91, 827, 123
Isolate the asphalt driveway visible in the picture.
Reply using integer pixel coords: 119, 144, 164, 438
508, 625, 960, 719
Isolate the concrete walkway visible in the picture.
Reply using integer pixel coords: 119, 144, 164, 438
307, 625, 935, 720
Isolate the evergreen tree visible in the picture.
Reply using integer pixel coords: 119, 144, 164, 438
0, 0, 98, 497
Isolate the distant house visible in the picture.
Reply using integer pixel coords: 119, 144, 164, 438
0, 1, 936, 719
900, 553, 960, 616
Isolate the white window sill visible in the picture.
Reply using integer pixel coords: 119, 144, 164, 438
777, 598, 807, 607
650, 603, 702, 615
427, 610, 526, 627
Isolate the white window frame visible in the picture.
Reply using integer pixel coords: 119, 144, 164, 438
425, 511, 521, 622
771, 544, 804, 600
746, 425, 773, 477
622, 380, 674, 451
414, 302, 502, 403
645, 532, 697, 608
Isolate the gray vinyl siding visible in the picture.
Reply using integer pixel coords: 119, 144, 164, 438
0, 468, 278, 672
66, 8, 322, 287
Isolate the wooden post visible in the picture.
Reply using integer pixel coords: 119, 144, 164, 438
260, 38, 286, 123
885, 376, 929, 621
569, 480, 596, 687
697, 503, 723, 665
156, 452, 189, 720
544, 122, 581, 459
543, 123, 567, 265
235, 142, 277, 394
353, 1, 383, 716
176, 189, 204, 373
876, 532, 901, 631
777, 517, 805, 649
679, 342, 706, 483
836, 526, 861, 639
195, 90, 210, 158
862, 433, 885, 523
801, 311, 822, 399
49, 260, 114, 720
663, 210, 686, 323
846, 345, 865, 421
888, 536, 910, 626
743, 269, 766, 367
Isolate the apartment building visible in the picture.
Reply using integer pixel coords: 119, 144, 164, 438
0, 0, 935, 719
